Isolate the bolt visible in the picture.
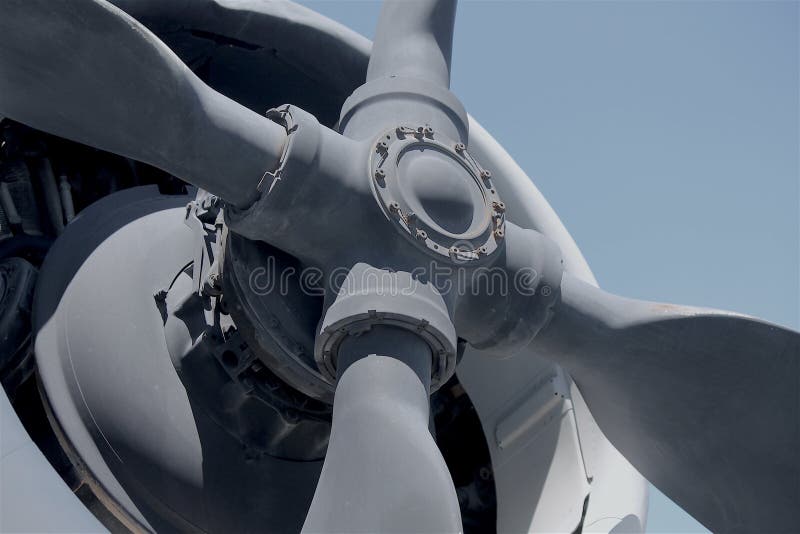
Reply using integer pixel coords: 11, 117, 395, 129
494, 228, 505, 239
374, 168, 386, 181
480, 169, 492, 180
416, 229, 428, 240
423, 126, 434, 136
376, 140, 389, 152
455, 143, 466, 153
479, 246, 489, 255
492, 201, 506, 213
388, 201, 401, 213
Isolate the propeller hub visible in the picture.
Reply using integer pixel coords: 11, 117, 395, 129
400, 146, 483, 235
370, 126, 505, 262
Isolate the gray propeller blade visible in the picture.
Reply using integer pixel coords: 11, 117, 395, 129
302, 2, 464, 531
0, 0, 286, 207
302, 327, 462, 534
533, 273, 800, 533
367, 0, 457, 88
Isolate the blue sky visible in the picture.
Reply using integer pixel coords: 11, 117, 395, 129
298, 1, 799, 532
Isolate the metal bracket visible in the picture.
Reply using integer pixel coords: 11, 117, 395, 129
257, 105, 300, 194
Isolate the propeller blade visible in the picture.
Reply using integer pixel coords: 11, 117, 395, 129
302, 327, 462, 533
0, 0, 286, 207
368, 0, 457, 89
533, 273, 800, 533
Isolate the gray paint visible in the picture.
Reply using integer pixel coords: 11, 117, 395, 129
533, 274, 800, 533
0, 0, 286, 208
303, 329, 463, 533
0, 389, 106, 533
3, 0, 797, 532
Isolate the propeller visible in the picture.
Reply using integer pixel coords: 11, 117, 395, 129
4, 0, 798, 533
302, 326, 462, 533
0, 0, 286, 207
532, 274, 800, 533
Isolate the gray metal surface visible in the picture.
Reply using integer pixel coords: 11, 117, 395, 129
456, 119, 646, 533
3, 2, 640, 532
303, 328, 462, 534
88, 7, 622, 529
34, 186, 322, 532
534, 274, 800, 533
317, 264, 457, 390
1, 388, 106, 533
8, 0, 796, 533
0, 0, 286, 208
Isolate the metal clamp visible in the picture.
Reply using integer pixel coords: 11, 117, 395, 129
257, 105, 299, 194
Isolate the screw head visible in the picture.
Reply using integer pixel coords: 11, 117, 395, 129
481, 169, 492, 180
494, 228, 505, 239
388, 201, 401, 212
374, 168, 386, 180
492, 201, 506, 213
455, 142, 466, 153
